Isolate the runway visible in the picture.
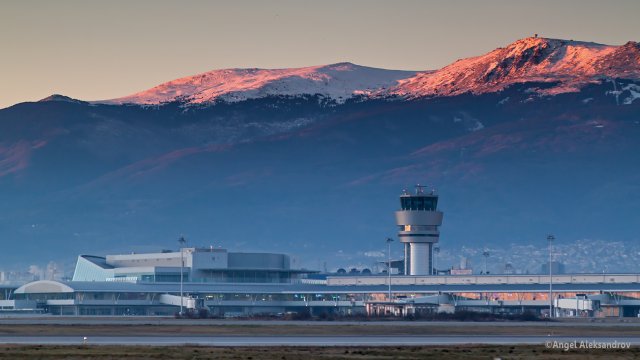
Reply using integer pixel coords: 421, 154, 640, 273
0, 335, 638, 346
1, 317, 638, 327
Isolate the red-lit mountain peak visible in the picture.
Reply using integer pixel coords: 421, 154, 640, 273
390, 37, 639, 98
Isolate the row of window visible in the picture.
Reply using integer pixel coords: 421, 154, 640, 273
400, 196, 438, 211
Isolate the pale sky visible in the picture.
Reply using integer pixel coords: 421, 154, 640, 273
1, 0, 639, 109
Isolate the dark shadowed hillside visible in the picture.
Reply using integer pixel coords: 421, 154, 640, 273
1, 38, 639, 269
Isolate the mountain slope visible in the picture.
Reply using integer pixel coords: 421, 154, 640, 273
390, 37, 640, 97
102, 63, 417, 106
95, 37, 640, 107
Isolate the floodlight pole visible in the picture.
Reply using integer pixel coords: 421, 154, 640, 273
482, 249, 490, 275
386, 238, 394, 302
547, 234, 555, 318
434, 245, 440, 276
179, 235, 187, 316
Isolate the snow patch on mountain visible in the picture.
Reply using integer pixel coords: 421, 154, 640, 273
101, 63, 416, 106
606, 80, 640, 105
622, 84, 640, 104
469, 120, 485, 132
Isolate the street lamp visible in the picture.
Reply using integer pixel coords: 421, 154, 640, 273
547, 234, 555, 318
433, 245, 440, 276
178, 235, 187, 316
482, 249, 490, 275
386, 238, 394, 302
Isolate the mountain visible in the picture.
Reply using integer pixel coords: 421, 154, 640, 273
98, 37, 640, 106
101, 63, 417, 106
1, 37, 639, 272
391, 37, 640, 98
38, 94, 86, 104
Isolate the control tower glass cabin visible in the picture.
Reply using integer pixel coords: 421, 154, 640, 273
395, 185, 444, 276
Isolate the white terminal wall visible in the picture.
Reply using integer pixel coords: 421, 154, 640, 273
106, 248, 228, 270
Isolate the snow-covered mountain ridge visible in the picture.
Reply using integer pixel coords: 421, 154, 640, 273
103, 63, 417, 106
98, 37, 640, 106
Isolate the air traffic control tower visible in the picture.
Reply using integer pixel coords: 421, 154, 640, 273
396, 185, 444, 275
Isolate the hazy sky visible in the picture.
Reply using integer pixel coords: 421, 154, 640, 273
1, 0, 639, 109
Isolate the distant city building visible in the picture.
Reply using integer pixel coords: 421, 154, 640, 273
504, 262, 515, 275
45, 261, 61, 281
450, 256, 472, 275
459, 256, 471, 270
1, 271, 39, 284
541, 261, 566, 275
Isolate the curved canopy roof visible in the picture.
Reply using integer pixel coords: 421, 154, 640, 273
15, 280, 74, 294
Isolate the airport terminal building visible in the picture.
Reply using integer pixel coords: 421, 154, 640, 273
6, 273, 640, 317
72, 247, 311, 284
3, 187, 640, 318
